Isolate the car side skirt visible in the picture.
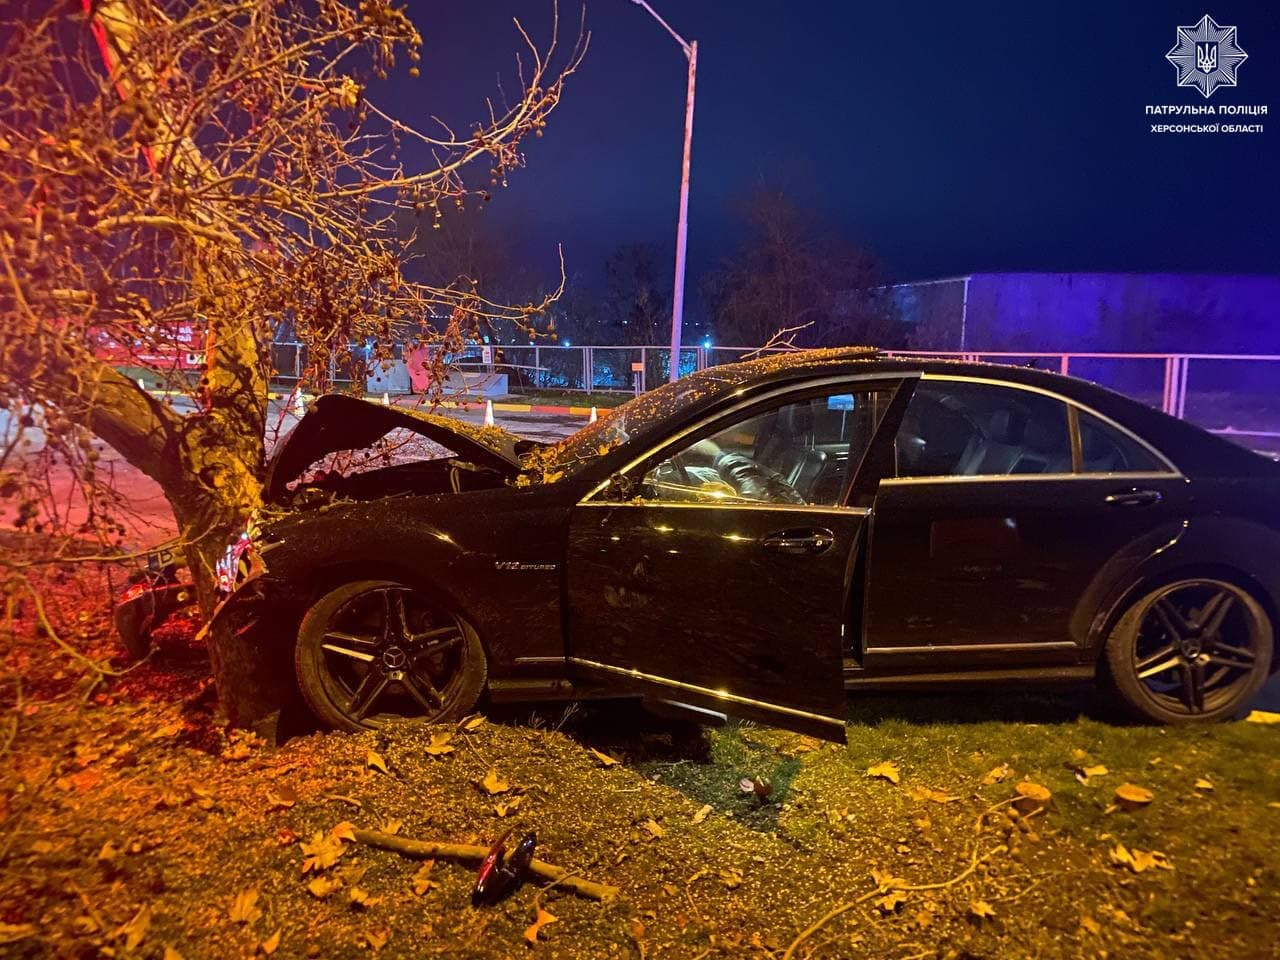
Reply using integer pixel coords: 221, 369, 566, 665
843, 664, 1094, 689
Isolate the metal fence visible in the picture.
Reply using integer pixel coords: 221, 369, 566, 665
267, 343, 1280, 453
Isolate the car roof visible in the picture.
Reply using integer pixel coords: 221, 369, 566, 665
680, 349, 1276, 479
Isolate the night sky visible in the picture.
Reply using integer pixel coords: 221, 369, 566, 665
381, 1, 1280, 289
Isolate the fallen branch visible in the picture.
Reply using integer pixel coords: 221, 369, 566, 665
352, 828, 618, 902
781, 843, 1006, 960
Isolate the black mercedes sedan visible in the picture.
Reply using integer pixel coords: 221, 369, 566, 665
206, 347, 1279, 741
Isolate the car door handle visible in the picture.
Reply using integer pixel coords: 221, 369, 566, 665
762, 527, 836, 556
1105, 488, 1163, 507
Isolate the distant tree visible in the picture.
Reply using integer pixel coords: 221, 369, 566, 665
703, 187, 902, 347
0, 0, 584, 728
602, 243, 670, 346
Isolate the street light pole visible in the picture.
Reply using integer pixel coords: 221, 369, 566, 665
628, 1, 696, 382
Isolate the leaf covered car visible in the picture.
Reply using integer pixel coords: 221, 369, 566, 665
125, 348, 1280, 739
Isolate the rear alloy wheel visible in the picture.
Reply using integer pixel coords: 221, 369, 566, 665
1105, 578, 1273, 723
295, 580, 486, 731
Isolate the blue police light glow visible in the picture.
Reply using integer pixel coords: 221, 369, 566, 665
562, 340, 572, 347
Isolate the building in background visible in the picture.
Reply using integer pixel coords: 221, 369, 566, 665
890, 273, 1280, 354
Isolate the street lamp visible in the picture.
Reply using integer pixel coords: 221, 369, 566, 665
628, 0, 696, 383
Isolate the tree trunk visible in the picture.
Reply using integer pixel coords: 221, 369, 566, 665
166, 416, 297, 739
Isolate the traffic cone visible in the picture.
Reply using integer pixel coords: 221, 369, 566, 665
589, 406, 598, 423
484, 400, 495, 427
382, 392, 390, 406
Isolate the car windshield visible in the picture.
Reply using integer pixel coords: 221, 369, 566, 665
531, 348, 882, 479
539, 370, 746, 475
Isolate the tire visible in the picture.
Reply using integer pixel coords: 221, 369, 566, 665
295, 579, 487, 732
1104, 577, 1273, 724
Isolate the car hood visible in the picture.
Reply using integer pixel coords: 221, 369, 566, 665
264, 394, 524, 502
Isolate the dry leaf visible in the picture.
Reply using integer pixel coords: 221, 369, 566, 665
870, 867, 906, 890
307, 875, 341, 899
1079, 914, 1101, 935
461, 715, 485, 731
1114, 783, 1154, 807
1014, 781, 1051, 810
875, 890, 908, 913
908, 785, 960, 803
301, 824, 352, 873
1245, 710, 1280, 725
1075, 764, 1109, 785
524, 906, 558, 944
719, 868, 744, 889
0, 923, 36, 945
969, 899, 996, 919
589, 747, 620, 767
365, 927, 389, 952
348, 886, 381, 909
495, 795, 524, 818
162, 947, 184, 960
266, 785, 297, 811
366, 750, 389, 775
229, 889, 262, 924
642, 818, 665, 839
980, 763, 1012, 785
424, 731, 455, 756
117, 905, 150, 952
382, 818, 403, 835
411, 860, 438, 896
260, 930, 281, 955
691, 803, 713, 825
1194, 778, 1214, 791
481, 768, 511, 795
866, 761, 901, 785
1109, 843, 1173, 873
98, 840, 119, 863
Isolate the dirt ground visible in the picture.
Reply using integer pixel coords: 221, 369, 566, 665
2, 549, 1280, 960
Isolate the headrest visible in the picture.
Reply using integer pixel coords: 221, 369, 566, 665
988, 409, 1025, 445
1023, 414, 1067, 453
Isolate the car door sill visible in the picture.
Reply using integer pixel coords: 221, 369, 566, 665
569, 656, 845, 739
844, 664, 1094, 688
863, 641, 1080, 656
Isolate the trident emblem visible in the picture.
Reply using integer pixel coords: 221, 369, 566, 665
1196, 42, 1218, 73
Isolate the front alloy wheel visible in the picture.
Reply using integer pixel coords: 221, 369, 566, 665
295, 580, 487, 731
1105, 578, 1273, 723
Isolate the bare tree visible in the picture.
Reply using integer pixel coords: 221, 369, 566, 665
603, 243, 670, 346
703, 186, 901, 348
0, 0, 585, 727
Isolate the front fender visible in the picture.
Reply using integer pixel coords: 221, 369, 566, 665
220, 487, 570, 671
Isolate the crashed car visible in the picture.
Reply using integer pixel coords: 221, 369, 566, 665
129, 348, 1280, 739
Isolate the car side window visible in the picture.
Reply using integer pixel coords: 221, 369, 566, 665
1076, 410, 1165, 473
896, 380, 1073, 477
635, 389, 893, 506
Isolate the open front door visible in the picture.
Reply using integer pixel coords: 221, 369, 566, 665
565, 377, 908, 741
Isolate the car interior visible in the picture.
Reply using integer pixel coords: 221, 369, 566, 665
895, 381, 1163, 477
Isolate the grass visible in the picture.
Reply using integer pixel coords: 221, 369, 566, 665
3, 549, 1279, 959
